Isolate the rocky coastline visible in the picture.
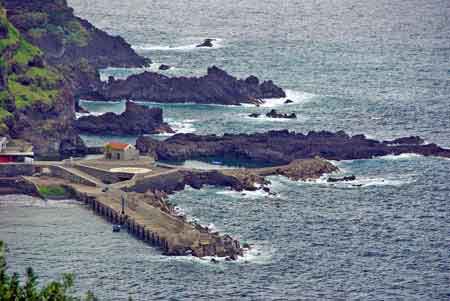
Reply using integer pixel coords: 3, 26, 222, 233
75, 100, 173, 136
136, 130, 450, 164
85, 66, 286, 105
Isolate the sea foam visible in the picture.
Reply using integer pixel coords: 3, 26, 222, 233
132, 38, 224, 52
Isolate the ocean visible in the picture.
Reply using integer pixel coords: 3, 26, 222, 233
1, 0, 449, 299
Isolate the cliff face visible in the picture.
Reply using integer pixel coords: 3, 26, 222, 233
0, 6, 85, 159
2, 0, 150, 96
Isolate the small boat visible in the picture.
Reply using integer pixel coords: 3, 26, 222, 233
112, 224, 121, 232
211, 161, 223, 165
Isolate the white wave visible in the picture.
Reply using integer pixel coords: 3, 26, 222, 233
238, 242, 274, 264
269, 172, 414, 189
243, 114, 296, 122
75, 111, 105, 119
216, 189, 272, 200
132, 38, 224, 52
78, 99, 123, 104
378, 153, 423, 160
315, 174, 413, 188
256, 89, 316, 108
151, 118, 197, 137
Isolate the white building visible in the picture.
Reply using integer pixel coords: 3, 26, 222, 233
0, 137, 7, 153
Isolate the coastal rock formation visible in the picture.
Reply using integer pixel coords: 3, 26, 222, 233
257, 159, 338, 181
2, 0, 150, 97
85, 66, 286, 105
196, 38, 215, 48
249, 109, 297, 119
158, 64, 171, 70
127, 159, 336, 195
75, 100, 174, 135
266, 109, 296, 119
136, 130, 450, 164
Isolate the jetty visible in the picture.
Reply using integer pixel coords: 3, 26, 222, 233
0, 157, 248, 259
0, 154, 337, 259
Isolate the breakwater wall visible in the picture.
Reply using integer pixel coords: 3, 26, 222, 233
126, 169, 259, 194
69, 188, 174, 254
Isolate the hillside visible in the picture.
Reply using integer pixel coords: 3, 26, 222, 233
2, 0, 150, 96
0, 6, 85, 159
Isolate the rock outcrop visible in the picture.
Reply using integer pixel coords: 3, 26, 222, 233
249, 109, 297, 119
85, 66, 286, 105
196, 38, 215, 48
136, 130, 450, 164
75, 100, 173, 135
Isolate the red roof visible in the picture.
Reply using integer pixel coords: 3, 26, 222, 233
105, 142, 131, 151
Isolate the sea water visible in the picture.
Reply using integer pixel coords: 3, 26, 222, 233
1, 0, 449, 299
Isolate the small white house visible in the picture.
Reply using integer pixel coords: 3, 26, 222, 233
104, 142, 139, 161
0, 137, 7, 153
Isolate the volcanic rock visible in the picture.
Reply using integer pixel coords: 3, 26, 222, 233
265, 109, 296, 119
136, 130, 450, 165
159, 64, 171, 70
196, 38, 215, 48
75, 100, 173, 135
85, 66, 286, 105
327, 175, 356, 182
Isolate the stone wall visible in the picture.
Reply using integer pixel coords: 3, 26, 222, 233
47, 165, 97, 187
126, 171, 186, 193
0, 164, 35, 177
0, 177, 39, 195
73, 164, 133, 184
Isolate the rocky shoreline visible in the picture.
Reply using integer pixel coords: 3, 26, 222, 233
136, 130, 450, 164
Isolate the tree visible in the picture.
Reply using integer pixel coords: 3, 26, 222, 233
0, 241, 97, 301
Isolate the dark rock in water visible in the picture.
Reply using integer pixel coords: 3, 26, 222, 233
136, 130, 450, 165
75, 100, 174, 135
242, 243, 251, 249
284, 99, 294, 104
210, 258, 219, 264
84, 66, 286, 105
248, 113, 261, 118
159, 64, 171, 70
196, 38, 215, 48
384, 136, 424, 145
266, 109, 296, 119
327, 175, 356, 182
263, 187, 271, 193
75, 100, 89, 114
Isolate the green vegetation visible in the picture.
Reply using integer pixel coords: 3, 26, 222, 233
8, 79, 59, 109
37, 185, 68, 198
0, 241, 98, 301
12, 38, 42, 66
65, 20, 90, 47
25, 66, 61, 87
0, 5, 62, 114
0, 9, 19, 53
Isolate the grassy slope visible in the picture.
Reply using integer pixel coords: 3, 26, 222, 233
0, 6, 62, 131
